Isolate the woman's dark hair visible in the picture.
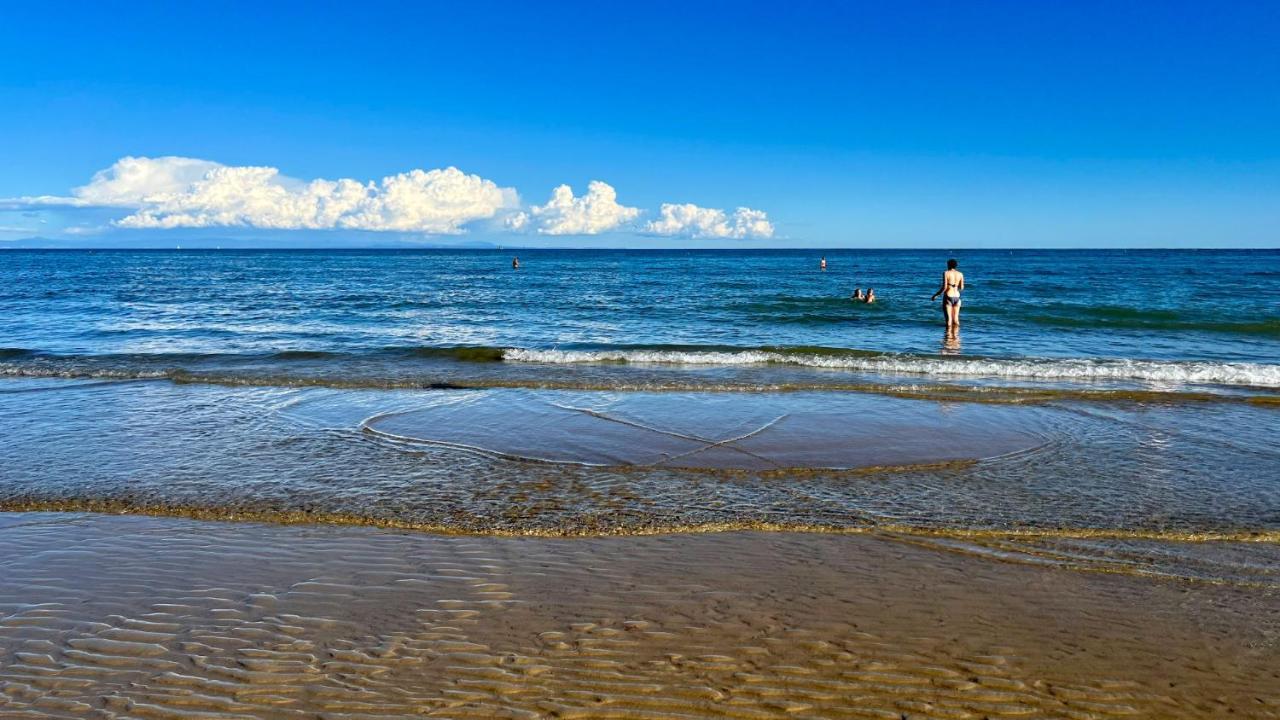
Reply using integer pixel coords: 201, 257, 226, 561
947, 258, 958, 269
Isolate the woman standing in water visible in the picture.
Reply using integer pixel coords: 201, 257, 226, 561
931, 258, 964, 331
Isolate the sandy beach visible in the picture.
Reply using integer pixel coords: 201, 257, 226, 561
2, 512, 1278, 718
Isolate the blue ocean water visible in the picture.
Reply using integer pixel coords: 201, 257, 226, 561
3, 248, 1280, 582
1, 248, 1276, 392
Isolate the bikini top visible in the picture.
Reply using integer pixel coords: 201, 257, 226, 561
945, 273, 961, 295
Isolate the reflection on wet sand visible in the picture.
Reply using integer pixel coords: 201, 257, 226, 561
1, 513, 1277, 719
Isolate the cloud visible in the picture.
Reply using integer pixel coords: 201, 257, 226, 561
2, 157, 779, 240
1, 156, 225, 209
76, 156, 226, 206
120, 166, 517, 234
6, 157, 518, 234
528, 181, 641, 235
503, 211, 530, 231
646, 203, 774, 239
117, 162, 518, 234
64, 225, 105, 236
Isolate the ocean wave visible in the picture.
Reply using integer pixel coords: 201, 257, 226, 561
2, 344, 1279, 394
504, 347, 1280, 387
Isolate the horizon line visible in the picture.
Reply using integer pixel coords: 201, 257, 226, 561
3, 245, 1276, 252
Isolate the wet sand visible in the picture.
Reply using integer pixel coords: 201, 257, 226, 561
2, 512, 1277, 718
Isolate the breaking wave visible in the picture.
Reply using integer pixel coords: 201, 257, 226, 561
1, 344, 1278, 394
504, 347, 1280, 388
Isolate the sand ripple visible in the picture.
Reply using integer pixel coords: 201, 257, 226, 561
1, 512, 1277, 718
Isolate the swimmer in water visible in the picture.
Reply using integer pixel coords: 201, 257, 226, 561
930, 258, 964, 330
512, 257, 520, 269
820, 257, 827, 271
851, 288, 864, 300
864, 288, 876, 303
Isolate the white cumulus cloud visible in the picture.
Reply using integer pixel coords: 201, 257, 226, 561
503, 211, 529, 231
528, 181, 641, 235
2, 157, 781, 241
120, 166, 516, 234
646, 203, 774, 239
7, 157, 518, 234
75, 156, 226, 206
0, 156, 224, 209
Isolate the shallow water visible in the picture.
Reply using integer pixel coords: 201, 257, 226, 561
2, 379, 1277, 586
363, 390, 1047, 469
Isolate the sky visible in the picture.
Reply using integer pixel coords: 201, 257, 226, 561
1, 1, 1277, 248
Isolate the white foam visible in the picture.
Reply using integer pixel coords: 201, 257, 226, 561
502, 348, 1280, 388
0, 366, 170, 380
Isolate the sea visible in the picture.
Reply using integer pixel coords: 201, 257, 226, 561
1, 248, 1277, 585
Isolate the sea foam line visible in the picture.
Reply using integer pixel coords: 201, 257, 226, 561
502, 348, 1280, 387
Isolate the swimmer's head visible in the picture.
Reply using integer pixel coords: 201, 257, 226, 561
947, 259, 958, 269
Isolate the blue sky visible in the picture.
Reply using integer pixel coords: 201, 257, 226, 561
1, 1, 1277, 247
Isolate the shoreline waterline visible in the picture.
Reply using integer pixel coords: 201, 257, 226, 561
5, 343, 1280, 385
4, 380, 1276, 529
3, 364, 1279, 407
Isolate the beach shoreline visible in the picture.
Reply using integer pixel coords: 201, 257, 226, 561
4, 379, 1279, 587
